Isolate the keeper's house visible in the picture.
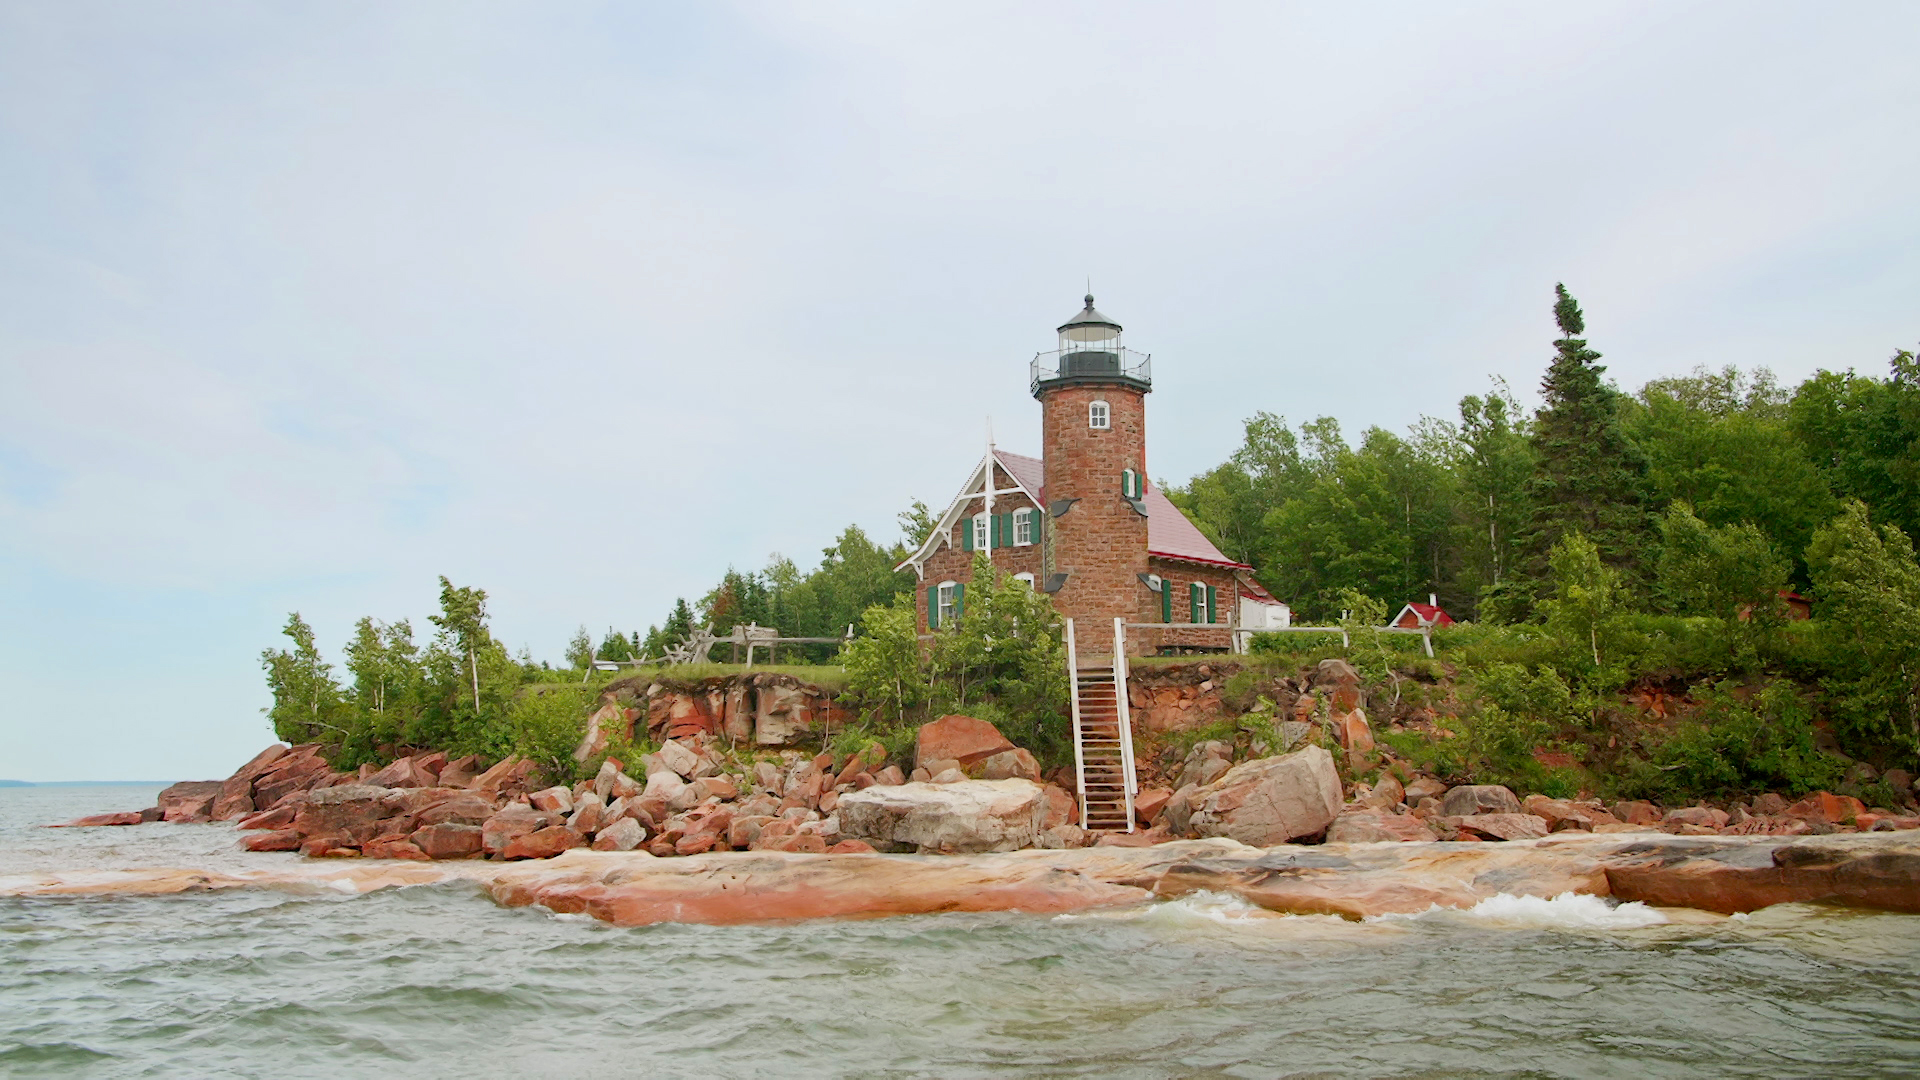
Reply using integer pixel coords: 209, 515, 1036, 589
896, 296, 1291, 659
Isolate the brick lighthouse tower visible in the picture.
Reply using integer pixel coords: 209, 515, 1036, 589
1033, 295, 1153, 660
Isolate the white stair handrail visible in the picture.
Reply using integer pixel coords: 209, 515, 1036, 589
1113, 617, 1138, 833
1064, 618, 1088, 829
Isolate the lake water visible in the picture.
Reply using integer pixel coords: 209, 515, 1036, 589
4, 785, 1920, 1078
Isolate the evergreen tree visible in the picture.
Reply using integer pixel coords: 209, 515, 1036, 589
1515, 284, 1649, 604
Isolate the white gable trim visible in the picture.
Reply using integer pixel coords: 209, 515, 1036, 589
895, 450, 1043, 579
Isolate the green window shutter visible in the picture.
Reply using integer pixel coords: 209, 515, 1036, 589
1189, 582, 1201, 623
953, 582, 965, 619
998, 513, 1012, 548
962, 519, 974, 552
1207, 585, 1219, 623
927, 586, 939, 630
1161, 580, 1171, 623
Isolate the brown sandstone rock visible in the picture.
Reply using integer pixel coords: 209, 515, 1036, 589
1665, 806, 1731, 830
1360, 775, 1404, 812
1188, 746, 1342, 846
1610, 800, 1663, 825
976, 747, 1042, 783
1452, 813, 1550, 841
836, 779, 1046, 853
1786, 792, 1866, 824
293, 784, 405, 844
363, 836, 431, 860
236, 803, 299, 831
875, 765, 906, 786
1333, 709, 1375, 753
1403, 777, 1447, 803
1439, 785, 1521, 817
915, 715, 1016, 770
1042, 784, 1077, 829
48, 812, 146, 828
157, 780, 224, 823
1134, 787, 1173, 824
241, 829, 303, 852
591, 817, 647, 851
415, 793, 496, 827
1327, 811, 1438, 843
412, 823, 485, 859
502, 826, 585, 860
481, 806, 554, 857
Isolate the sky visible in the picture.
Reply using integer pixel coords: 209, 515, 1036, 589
2, 2, 1916, 781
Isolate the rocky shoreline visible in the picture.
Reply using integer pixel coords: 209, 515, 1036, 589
10, 832, 1918, 926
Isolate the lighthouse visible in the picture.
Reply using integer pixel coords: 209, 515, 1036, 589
1031, 296, 1153, 660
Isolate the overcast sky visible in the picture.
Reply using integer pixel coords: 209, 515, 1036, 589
3, 2, 1916, 781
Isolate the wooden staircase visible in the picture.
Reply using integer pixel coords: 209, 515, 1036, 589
1067, 619, 1138, 832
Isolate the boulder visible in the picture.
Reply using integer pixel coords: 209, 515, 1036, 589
828, 839, 878, 854
1522, 795, 1594, 832
1175, 741, 1235, 791
471, 756, 534, 798
1161, 783, 1200, 836
157, 780, 224, 823
365, 756, 433, 789
568, 798, 605, 837
1610, 799, 1663, 825
656, 740, 701, 780
48, 812, 146, 828
1187, 746, 1343, 846
1452, 813, 1551, 841
414, 793, 495, 827
1439, 785, 1521, 817
1134, 787, 1173, 824
696, 775, 739, 801
1310, 657, 1364, 712
976, 748, 1042, 783
1038, 824, 1090, 849
235, 804, 300, 831
437, 754, 484, 789
1360, 775, 1404, 812
1664, 806, 1731, 830
241, 829, 303, 852
643, 770, 688, 803
930, 768, 967, 784
1333, 710, 1375, 753
754, 681, 815, 746
1403, 777, 1447, 803
1042, 784, 1077, 829
592, 817, 647, 851
363, 835, 431, 860
1786, 792, 1867, 825
502, 826, 586, 860
1327, 811, 1438, 843
835, 779, 1046, 854
293, 784, 405, 844
874, 765, 906, 786
573, 698, 625, 763
481, 806, 555, 857
411, 823, 485, 859
915, 715, 1016, 770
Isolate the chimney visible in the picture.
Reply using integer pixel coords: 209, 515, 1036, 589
1429, 593, 1437, 607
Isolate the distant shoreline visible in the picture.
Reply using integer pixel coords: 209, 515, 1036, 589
0, 780, 173, 788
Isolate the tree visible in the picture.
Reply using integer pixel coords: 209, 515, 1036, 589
1539, 533, 1623, 671
897, 500, 938, 549
596, 629, 633, 663
563, 626, 594, 670
1444, 382, 1536, 617
260, 613, 345, 744
1631, 366, 1833, 582
1518, 284, 1650, 600
841, 596, 925, 725
1790, 348, 1920, 544
1654, 503, 1789, 663
1806, 500, 1920, 760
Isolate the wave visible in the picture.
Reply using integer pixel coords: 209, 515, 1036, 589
1371, 890, 1668, 930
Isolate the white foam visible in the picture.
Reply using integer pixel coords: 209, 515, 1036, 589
1372, 891, 1667, 930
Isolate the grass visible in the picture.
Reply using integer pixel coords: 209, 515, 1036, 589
606, 661, 851, 692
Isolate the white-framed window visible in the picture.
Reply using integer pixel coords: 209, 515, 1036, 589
1089, 400, 1110, 429
973, 513, 990, 551
1013, 507, 1034, 545
1121, 468, 1140, 499
1013, 572, 1035, 588
937, 581, 958, 626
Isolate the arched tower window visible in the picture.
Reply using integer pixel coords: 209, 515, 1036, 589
1089, 400, 1110, 429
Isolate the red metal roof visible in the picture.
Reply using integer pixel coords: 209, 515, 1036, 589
1394, 602, 1455, 628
